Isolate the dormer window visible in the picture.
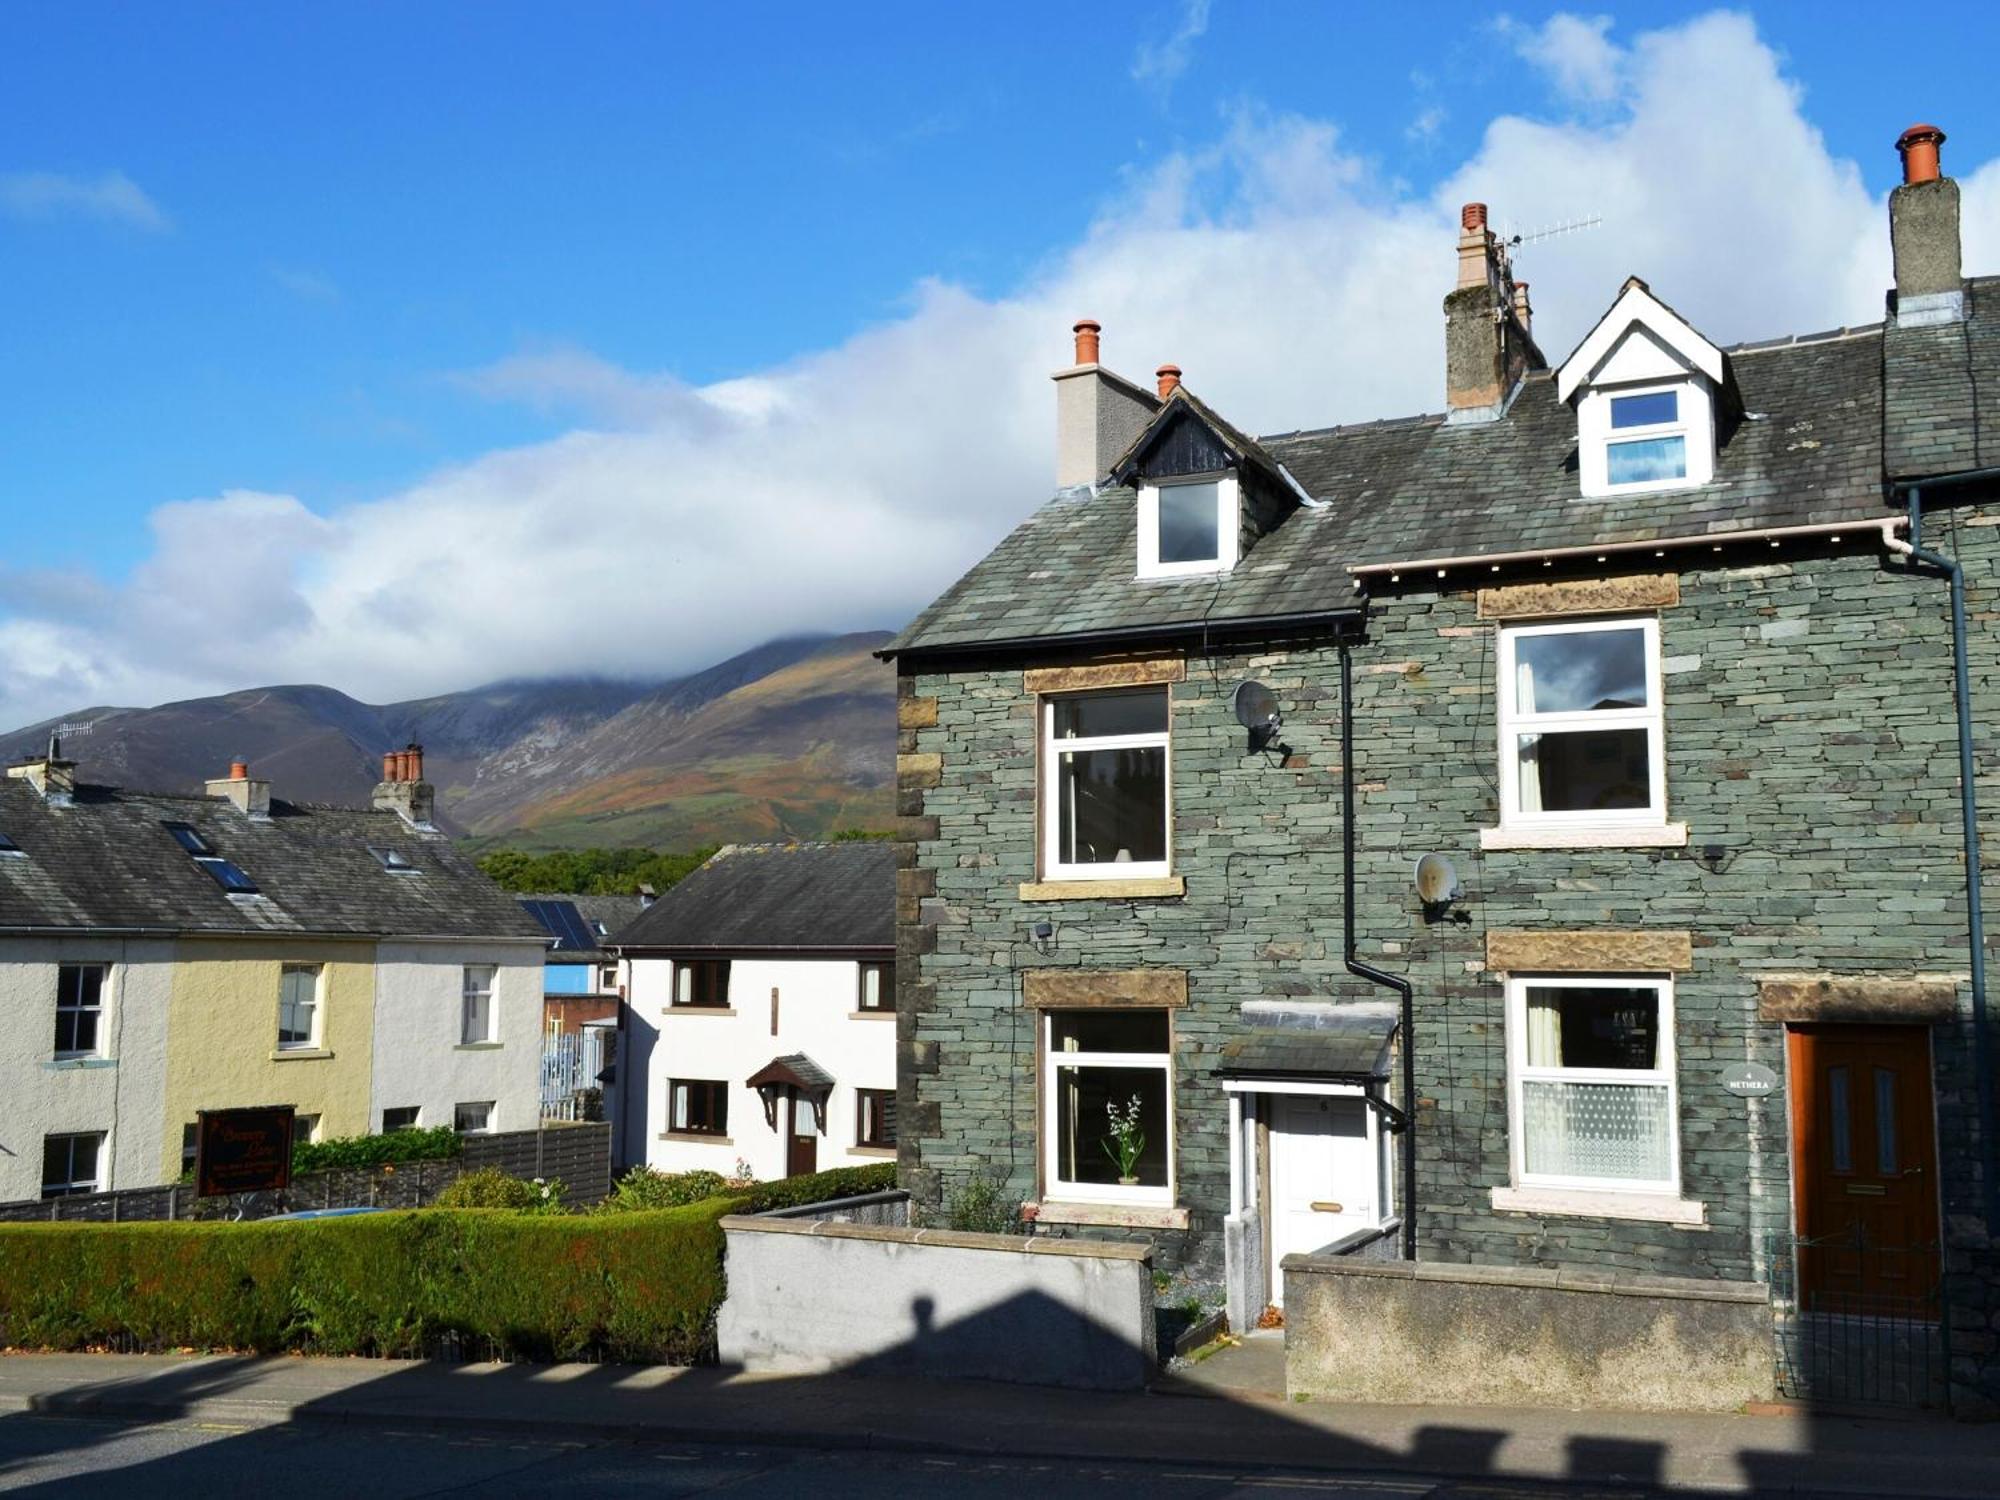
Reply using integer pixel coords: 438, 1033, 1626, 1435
1605, 386, 1689, 486
1138, 472, 1238, 579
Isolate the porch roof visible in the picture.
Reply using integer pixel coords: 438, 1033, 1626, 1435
745, 1053, 835, 1096
1211, 1019, 1394, 1083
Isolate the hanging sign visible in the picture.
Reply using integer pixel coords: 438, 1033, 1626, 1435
1722, 1062, 1781, 1099
195, 1105, 296, 1197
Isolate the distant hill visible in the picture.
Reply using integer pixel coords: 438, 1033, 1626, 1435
0, 633, 896, 850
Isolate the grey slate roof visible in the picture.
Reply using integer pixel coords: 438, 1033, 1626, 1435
0, 778, 542, 941
610, 841, 895, 953
745, 1052, 835, 1093
887, 277, 2000, 658
1213, 1018, 1395, 1081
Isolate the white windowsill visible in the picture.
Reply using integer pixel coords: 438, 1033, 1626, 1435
1490, 1184, 1707, 1227
454, 1041, 503, 1051
270, 1047, 333, 1062
658, 1132, 733, 1146
665, 1006, 737, 1017
46, 1056, 116, 1071
848, 1009, 896, 1021
1481, 822, 1687, 851
851, 1145, 898, 1159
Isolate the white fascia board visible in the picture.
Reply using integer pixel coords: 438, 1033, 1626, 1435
1556, 282, 1725, 404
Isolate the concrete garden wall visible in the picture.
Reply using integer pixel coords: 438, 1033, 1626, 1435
717, 1216, 1155, 1389
1284, 1254, 1773, 1412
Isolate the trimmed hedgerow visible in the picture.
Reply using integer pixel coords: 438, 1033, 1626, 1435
0, 1198, 746, 1364
743, 1162, 897, 1213
290, 1126, 462, 1175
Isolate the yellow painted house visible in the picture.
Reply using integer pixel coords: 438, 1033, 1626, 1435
0, 748, 545, 1203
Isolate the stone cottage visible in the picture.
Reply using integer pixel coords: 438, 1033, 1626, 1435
883, 124, 1998, 1413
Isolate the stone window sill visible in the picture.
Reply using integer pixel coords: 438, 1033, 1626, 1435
1480, 823, 1687, 851
1490, 1184, 1707, 1227
45, 1056, 117, 1071
850, 1146, 898, 1159
270, 1048, 333, 1062
454, 1041, 503, 1051
1019, 876, 1186, 902
1027, 1199, 1190, 1230
658, 1131, 733, 1146
848, 1009, 896, 1021
666, 1006, 737, 1018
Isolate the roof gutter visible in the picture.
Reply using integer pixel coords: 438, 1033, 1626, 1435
879, 605, 1367, 663
1350, 517, 1906, 583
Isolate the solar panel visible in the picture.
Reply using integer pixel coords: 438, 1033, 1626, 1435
523, 899, 597, 952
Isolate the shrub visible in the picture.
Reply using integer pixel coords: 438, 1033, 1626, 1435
0, 1200, 745, 1364
596, 1167, 731, 1214
744, 1162, 897, 1213
434, 1168, 566, 1214
940, 1174, 1022, 1234
291, 1126, 461, 1175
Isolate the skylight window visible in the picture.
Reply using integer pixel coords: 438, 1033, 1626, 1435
0, 832, 22, 856
370, 846, 419, 874
200, 859, 259, 894
163, 822, 212, 856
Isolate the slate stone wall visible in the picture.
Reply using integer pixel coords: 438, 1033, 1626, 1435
897, 519, 1999, 1412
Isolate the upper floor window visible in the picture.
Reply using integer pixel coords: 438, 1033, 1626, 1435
54, 963, 107, 1057
1137, 473, 1237, 579
1507, 976, 1679, 1196
857, 960, 894, 1012
1041, 688, 1170, 880
674, 959, 731, 1009
277, 963, 323, 1050
461, 964, 497, 1044
1497, 618, 1664, 829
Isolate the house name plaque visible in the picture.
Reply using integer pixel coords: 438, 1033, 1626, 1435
1721, 1062, 1781, 1099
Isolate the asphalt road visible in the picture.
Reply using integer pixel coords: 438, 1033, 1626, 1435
0, 1410, 1742, 1498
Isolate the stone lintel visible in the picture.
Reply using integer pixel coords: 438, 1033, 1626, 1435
1023, 657, 1185, 695
1478, 573, 1680, 620
1486, 929, 1693, 974
1022, 967, 1188, 1009
1757, 973, 1959, 1023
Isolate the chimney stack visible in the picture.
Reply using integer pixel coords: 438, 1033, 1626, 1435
1052, 317, 1162, 490
7, 754, 75, 806
205, 758, 271, 819
1890, 123, 1963, 327
1156, 364, 1182, 399
372, 742, 435, 828
1444, 201, 1543, 423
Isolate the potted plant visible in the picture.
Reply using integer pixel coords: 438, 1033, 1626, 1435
1102, 1095, 1146, 1186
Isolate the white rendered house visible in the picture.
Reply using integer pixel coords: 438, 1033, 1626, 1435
614, 843, 896, 1181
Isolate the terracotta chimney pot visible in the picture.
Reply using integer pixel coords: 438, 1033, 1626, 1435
1897, 123, 1946, 185
1461, 202, 1488, 232
1073, 319, 1101, 366
229, 760, 249, 781
1156, 364, 1183, 399
382, 750, 399, 782
406, 744, 425, 782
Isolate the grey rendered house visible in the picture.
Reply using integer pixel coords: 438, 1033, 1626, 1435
884, 125, 1997, 1412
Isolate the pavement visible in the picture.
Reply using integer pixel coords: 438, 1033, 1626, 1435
0, 1348, 1992, 1498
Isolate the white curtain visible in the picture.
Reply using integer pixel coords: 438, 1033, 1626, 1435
1514, 660, 1543, 812
1525, 991, 1563, 1066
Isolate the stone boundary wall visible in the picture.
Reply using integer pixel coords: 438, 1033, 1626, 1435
717, 1215, 1156, 1390
1284, 1254, 1773, 1412
0, 1122, 612, 1222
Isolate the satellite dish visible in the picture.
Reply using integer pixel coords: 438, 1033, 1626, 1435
1232, 681, 1282, 752
1414, 853, 1462, 908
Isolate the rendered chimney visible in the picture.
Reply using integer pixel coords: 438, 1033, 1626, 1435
1890, 123, 1963, 326
1052, 318, 1162, 490
1156, 364, 1182, 399
6, 755, 76, 806
372, 742, 435, 828
1444, 201, 1543, 422
205, 759, 272, 819
1511, 280, 1533, 337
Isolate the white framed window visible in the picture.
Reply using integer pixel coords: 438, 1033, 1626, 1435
42, 1131, 105, 1199
54, 963, 108, 1057
381, 1106, 420, 1132
454, 1101, 494, 1134
1041, 687, 1171, 881
1041, 1009, 1174, 1207
1497, 616, 1665, 829
292, 1113, 320, 1147
1576, 380, 1714, 497
276, 964, 323, 1050
1506, 975, 1679, 1196
461, 964, 497, 1044
1137, 472, 1238, 578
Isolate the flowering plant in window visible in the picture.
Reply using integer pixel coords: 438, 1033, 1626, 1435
1102, 1094, 1146, 1185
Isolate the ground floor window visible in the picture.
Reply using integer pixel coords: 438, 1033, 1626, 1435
670, 1078, 728, 1136
1042, 1008, 1173, 1205
1508, 975, 1678, 1193
42, 1131, 105, 1199
292, 1113, 320, 1147
453, 1101, 494, 1135
856, 1088, 896, 1148
381, 1106, 420, 1132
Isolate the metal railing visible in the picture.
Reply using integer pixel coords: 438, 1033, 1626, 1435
540, 1028, 608, 1122
1764, 1228, 1947, 1409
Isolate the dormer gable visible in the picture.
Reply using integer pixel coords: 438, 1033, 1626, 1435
1107, 380, 1301, 581
1557, 277, 1741, 499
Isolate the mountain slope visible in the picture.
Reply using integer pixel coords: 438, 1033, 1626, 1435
0, 633, 896, 849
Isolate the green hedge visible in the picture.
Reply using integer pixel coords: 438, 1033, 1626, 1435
744, 1162, 897, 1212
0, 1198, 744, 1364
291, 1126, 461, 1174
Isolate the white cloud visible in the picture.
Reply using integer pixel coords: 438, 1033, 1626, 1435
0, 170, 167, 230
1502, 12, 1624, 104
1, 10, 1992, 726
1132, 0, 1212, 98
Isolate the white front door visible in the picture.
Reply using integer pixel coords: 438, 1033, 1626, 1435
1267, 1093, 1375, 1303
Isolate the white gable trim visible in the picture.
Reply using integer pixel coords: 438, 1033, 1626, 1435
1556, 280, 1725, 404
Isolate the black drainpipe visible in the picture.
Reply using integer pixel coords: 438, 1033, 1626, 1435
1340, 638, 1418, 1261
1896, 476, 2000, 1234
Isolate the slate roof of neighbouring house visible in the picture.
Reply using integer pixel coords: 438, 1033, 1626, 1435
517, 891, 646, 963
0, 777, 543, 940
609, 841, 895, 953
885, 277, 2000, 658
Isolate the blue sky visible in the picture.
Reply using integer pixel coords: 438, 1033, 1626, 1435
1, 4, 1998, 722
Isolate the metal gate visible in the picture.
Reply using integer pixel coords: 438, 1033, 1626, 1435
1765, 1229, 1947, 1409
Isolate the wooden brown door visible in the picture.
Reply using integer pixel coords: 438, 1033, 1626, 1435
1787, 1024, 1941, 1311
786, 1092, 818, 1178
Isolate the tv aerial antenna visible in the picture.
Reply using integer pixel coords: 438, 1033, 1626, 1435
1498, 214, 1603, 254
48, 719, 97, 759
